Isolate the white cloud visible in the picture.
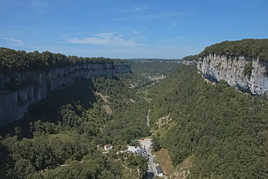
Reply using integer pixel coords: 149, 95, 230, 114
0, 37, 24, 46
112, 11, 191, 22
68, 33, 142, 47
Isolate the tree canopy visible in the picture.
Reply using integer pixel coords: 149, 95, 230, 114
0, 47, 125, 73
149, 65, 268, 178
199, 39, 268, 60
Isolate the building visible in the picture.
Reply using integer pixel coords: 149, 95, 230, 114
127, 146, 139, 153
127, 146, 148, 158
156, 166, 164, 177
104, 144, 113, 151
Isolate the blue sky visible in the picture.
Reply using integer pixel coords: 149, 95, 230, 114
0, 0, 268, 58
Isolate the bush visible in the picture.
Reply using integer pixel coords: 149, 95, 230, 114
243, 62, 254, 79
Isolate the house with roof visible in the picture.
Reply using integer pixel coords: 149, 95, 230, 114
104, 144, 113, 151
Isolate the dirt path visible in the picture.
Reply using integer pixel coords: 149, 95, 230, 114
95, 92, 109, 103
147, 109, 151, 127
139, 138, 160, 178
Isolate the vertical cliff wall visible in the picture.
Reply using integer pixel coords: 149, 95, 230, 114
197, 54, 268, 95
0, 62, 131, 126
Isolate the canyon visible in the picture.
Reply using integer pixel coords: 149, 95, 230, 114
183, 54, 268, 96
0, 62, 131, 126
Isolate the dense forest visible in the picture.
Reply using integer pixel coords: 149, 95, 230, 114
149, 65, 268, 178
0, 58, 179, 178
129, 60, 179, 75
0, 73, 151, 178
2, 50, 268, 178
199, 39, 268, 60
0, 48, 124, 73
127, 60, 179, 89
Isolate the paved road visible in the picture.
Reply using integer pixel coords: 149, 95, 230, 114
139, 138, 157, 179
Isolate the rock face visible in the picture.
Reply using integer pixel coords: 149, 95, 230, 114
0, 62, 131, 126
197, 54, 268, 95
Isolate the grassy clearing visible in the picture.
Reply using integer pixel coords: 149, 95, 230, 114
154, 149, 193, 179
154, 148, 175, 176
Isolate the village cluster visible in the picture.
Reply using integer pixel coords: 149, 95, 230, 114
103, 139, 164, 177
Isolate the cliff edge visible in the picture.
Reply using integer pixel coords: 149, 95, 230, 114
0, 48, 131, 126
192, 39, 268, 95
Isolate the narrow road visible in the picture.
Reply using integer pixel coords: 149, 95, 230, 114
146, 109, 151, 127
139, 138, 158, 178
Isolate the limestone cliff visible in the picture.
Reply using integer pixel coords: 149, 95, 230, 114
197, 54, 268, 95
0, 62, 130, 126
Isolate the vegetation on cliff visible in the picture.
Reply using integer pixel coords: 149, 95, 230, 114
181, 55, 199, 61
0, 48, 124, 73
0, 58, 177, 178
3, 55, 268, 178
199, 39, 268, 60
149, 65, 268, 178
129, 59, 179, 75
243, 61, 254, 79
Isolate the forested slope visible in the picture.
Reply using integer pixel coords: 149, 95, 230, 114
199, 39, 268, 60
149, 65, 268, 178
0, 74, 149, 179
181, 39, 268, 96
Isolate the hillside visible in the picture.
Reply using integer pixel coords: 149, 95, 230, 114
199, 39, 268, 60
1, 45, 268, 178
0, 55, 179, 178
0, 48, 131, 126
128, 59, 179, 89
0, 74, 150, 178
149, 65, 268, 178
189, 39, 268, 95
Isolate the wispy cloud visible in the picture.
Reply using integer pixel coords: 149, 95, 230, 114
68, 33, 142, 47
0, 37, 24, 46
112, 11, 190, 22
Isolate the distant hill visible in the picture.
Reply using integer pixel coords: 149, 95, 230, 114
128, 59, 179, 75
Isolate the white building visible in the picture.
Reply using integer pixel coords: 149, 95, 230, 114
104, 144, 113, 151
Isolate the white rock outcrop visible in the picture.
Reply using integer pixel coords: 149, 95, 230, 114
0, 62, 131, 126
197, 54, 268, 95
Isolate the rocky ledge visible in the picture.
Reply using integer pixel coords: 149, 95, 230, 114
0, 62, 131, 126
197, 54, 268, 95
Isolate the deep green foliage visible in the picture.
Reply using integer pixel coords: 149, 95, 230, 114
0, 52, 180, 178
94, 76, 151, 145
41, 158, 122, 179
0, 47, 119, 73
152, 135, 161, 152
149, 65, 268, 178
0, 74, 150, 178
199, 39, 268, 60
181, 55, 199, 61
